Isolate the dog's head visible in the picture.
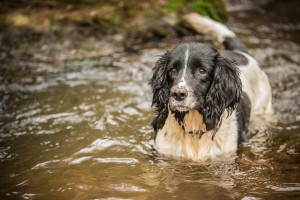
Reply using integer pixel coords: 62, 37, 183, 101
150, 43, 242, 131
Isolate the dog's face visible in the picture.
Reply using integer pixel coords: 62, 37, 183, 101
150, 43, 242, 131
167, 44, 215, 112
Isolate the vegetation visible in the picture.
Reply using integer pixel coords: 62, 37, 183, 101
1, 1, 227, 30
167, 0, 227, 21
0, 0, 228, 51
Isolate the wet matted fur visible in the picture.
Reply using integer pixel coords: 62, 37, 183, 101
149, 13, 273, 161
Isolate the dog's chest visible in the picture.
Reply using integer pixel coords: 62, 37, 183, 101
155, 110, 238, 161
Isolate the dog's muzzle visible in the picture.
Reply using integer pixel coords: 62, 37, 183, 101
169, 86, 198, 112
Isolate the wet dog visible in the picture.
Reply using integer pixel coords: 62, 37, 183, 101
149, 13, 272, 161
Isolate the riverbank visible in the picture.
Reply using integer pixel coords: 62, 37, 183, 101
0, 0, 226, 52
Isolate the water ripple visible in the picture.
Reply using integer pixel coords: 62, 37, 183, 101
94, 158, 139, 164
75, 139, 131, 154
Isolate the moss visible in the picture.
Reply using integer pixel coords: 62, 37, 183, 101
209, 0, 228, 21
167, 0, 186, 13
166, 0, 227, 22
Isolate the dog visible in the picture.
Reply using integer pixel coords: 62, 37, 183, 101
149, 13, 273, 161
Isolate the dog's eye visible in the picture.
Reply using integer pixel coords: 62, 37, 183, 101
168, 68, 177, 78
196, 68, 207, 76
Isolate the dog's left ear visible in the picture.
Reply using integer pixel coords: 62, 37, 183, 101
203, 53, 242, 131
149, 52, 171, 132
149, 52, 171, 111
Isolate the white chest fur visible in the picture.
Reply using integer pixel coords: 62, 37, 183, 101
155, 110, 238, 161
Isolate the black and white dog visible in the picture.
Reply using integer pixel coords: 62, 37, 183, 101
149, 13, 273, 161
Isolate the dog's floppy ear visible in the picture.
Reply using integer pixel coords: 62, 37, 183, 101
149, 52, 171, 132
203, 53, 242, 131
149, 52, 171, 111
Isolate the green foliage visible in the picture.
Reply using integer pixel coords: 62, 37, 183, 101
167, 0, 227, 22
190, 1, 221, 21
167, 0, 186, 13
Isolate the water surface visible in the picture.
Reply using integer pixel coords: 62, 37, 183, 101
0, 2, 300, 199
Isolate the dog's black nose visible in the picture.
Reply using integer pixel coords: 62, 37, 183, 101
171, 88, 188, 101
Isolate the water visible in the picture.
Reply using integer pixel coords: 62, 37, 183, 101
1, 2, 300, 199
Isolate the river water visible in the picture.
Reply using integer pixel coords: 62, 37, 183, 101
0, 1, 299, 199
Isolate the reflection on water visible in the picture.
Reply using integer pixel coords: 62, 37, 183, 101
1, 2, 300, 200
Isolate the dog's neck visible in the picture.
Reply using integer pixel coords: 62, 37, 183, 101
171, 109, 224, 139
171, 109, 206, 133
155, 108, 238, 161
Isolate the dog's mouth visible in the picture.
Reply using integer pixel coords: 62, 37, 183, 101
169, 104, 191, 112
169, 98, 198, 112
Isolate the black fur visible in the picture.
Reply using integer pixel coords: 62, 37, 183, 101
151, 106, 168, 132
149, 52, 171, 132
201, 53, 242, 131
150, 43, 242, 134
223, 37, 248, 53
236, 92, 251, 143
221, 50, 249, 66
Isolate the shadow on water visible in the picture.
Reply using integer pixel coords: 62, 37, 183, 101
0, 0, 300, 199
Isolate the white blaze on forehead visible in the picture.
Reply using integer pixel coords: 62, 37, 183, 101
179, 47, 189, 86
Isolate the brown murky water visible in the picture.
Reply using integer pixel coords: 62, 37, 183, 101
1, 2, 300, 200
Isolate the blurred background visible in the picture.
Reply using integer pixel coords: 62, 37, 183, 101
0, 0, 299, 199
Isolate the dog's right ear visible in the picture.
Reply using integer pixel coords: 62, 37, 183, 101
203, 53, 242, 131
149, 52, 171, 111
